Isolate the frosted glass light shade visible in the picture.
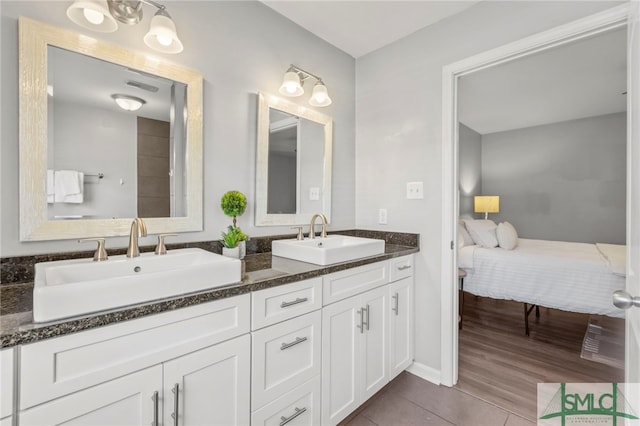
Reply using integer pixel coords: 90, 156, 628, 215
112, 94, 146, 111
66, 0, 118, 32
279, 71, 304, 97
309, 81, 332, 107
144, 10, 184, 54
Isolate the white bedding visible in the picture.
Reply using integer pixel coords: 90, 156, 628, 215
459, 238, 625, 318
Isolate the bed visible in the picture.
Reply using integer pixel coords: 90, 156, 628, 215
458, 219, 626, 334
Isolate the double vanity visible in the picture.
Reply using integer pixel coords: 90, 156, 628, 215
0, 231, 418, 426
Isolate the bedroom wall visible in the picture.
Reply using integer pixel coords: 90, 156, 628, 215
458, 123, 482, 217
481, 112, 626, 244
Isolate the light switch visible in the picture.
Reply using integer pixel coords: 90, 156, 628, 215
309, 187, 320, 200
406, 181, 424, 199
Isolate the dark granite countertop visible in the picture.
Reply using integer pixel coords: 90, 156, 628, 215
0, 241, 418, 348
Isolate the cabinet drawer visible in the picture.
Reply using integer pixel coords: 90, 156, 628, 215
251, 376, 321, 426
323, 262, 388, 305
252, 278, 322, 330
251, 310, 321, 410
389, 255, 414, 282
20, 294, 250, 409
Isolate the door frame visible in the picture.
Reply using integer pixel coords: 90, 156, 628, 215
440, 4, 632, 387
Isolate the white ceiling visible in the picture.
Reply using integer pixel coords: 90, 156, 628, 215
261, 1, 627, 135
458, 26, 627, 134
261, 1, 480, 58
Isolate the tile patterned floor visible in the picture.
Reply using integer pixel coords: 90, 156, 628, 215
339, 372, 535, 426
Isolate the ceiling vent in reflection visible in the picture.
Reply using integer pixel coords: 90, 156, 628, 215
126, 80, 159, 93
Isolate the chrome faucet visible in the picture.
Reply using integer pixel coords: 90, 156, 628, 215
309, 213, 328, 239
127, 218, 147, 258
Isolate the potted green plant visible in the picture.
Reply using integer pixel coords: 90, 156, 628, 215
220, 191, 249, 258
221, 226, 243, 258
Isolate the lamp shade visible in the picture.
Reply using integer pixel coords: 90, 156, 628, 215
474, 196, 500, 215
279, 70, 304, 97
66, 0, 118, 32
143, 10, 184, 54
309, 81, 332, 107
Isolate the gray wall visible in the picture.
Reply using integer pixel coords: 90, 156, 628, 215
458, 123, 482, 217
481, 112, 626, 244
0, 1, 356, 256
354, 1, 621, 376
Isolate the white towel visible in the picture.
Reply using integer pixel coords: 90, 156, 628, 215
47, 169, 55, 203
54, 170, 84, 203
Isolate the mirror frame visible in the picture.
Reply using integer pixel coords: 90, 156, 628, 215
19, 17, 203, 241
255, 92, 333, 226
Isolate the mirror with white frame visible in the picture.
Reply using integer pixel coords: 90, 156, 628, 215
256, 93, 333, 226
19, 17, 203, 241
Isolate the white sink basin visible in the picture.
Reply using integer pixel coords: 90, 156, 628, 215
33, 248, 241, 323
272, 235, 385, 266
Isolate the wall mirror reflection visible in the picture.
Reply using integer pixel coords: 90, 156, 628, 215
19, 17, 203, 241
47, 46, 188, 220
256, 93, 333, 226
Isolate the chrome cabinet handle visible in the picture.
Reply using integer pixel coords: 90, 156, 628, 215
397, 265, 412, 271
281, 297, 308, 308
280, 407, 307, 426
281, 336, 308, 350
151, 391, 159, 426
364, 304, 370, 331
171, 383, 179, 426
392, 292, 399, 316
357, 309, 364, 334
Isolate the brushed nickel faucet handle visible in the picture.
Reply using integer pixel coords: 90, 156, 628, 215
78, 238, 108, 262
291, 226, 304, 240
155, 234, 177, 255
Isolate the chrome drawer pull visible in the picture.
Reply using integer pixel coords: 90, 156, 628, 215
397, 265, 412, 271
357, 309, 364, 334
281, 336, 308, 350
171, 383, 179, 426
392, 292, 399, 316
151, 391, 159, 426
281, 297, 308, 308
280, 407, 307, 426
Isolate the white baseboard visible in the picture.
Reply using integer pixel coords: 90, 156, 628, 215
406, 362, 441, 385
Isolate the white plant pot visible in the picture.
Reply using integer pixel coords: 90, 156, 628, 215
222, 246, 240, 259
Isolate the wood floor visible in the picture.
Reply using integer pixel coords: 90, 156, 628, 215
456, 294, 625, 421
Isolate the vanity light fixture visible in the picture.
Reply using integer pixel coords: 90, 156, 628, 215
278, 64, 332, 107
111, 93, 146, 111
66, 0, 184, 54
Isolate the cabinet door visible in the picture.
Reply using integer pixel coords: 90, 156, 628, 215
321, 295, 361, 426
19, 365, 161, 426
360, 285, 389, 401
389, 277, 414, 379
163, 334, 250, 426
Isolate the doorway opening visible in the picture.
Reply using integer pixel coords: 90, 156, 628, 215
440, 5, 631, 421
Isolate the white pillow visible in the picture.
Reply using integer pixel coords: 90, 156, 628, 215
458, 222, 474, 247
496, 221, 518, 250
464, 219, 498, 248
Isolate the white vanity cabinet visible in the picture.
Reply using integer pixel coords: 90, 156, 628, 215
17, 294, 251, 426
0, 348, 13, 426
251, 278, 323, 425
321, 255, 414, 426
388, 256, 414, 379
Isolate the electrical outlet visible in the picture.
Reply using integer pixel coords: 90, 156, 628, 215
378, 208, 388, 224
309, 187, 320, 200
406, 181, 424, 199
